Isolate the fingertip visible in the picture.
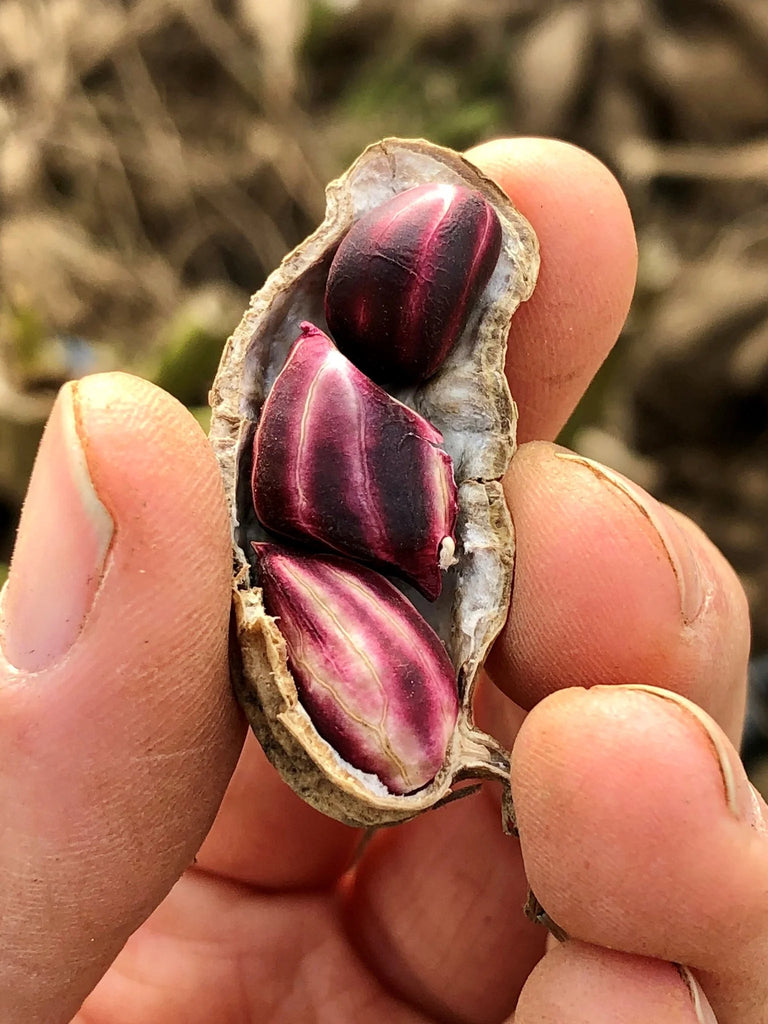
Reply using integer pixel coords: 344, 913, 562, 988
491, 439, 686, 703
2, 381, 115, 672
468, 137, 636, 275
5, 368, 242, 827
515, 941, 707, 1024
74, 371, 229, 568
70, 372, 234, 697
67, 367, 241, 791
0, 372, 243, 1021
489, 442, 748, 741
469, 136, 634, 216
466, 138, 637, 441
511, 685, 766, 966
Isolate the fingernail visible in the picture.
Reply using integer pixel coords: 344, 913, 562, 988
678, 965, 718, 1023
555, 452, 705, 624
619, 685, 764, 829
1, 382, 114, 672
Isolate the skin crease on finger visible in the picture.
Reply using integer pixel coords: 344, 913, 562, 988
342, 789, 545, 1024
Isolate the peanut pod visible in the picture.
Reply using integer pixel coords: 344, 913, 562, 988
210, 138, 539, 830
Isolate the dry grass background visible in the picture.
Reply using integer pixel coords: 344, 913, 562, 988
1, 0, 768, 655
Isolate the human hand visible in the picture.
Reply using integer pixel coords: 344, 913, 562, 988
0, 138, 758, 1023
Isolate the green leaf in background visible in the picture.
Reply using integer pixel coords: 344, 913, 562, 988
149, 285, 244, 410
0, 563, 8, 587
2, 302, 48, 381
189, 405, 212, 434
7, 304, 46, 364
153, 323, 222, 408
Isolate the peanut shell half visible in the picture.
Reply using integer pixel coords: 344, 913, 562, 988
209, 138, 539, 830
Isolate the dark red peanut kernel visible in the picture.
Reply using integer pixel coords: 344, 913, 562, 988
254, 543, 459, 795
324, 182, 502, 385
251, 322, 458, 600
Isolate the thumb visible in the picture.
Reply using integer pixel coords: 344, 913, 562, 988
0, 373, 243, 1023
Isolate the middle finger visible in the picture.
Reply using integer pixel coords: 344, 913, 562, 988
488, 441, 749, 743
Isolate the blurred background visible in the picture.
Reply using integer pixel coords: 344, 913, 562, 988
2, 0, 768, 762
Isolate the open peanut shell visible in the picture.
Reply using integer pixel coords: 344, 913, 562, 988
209, 138, 539, 830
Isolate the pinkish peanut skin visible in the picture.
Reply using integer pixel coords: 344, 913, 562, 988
251, 323, 458, 601
254, 543, 459, 795
325, 182, 502, 385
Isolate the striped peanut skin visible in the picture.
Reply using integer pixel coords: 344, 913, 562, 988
251, 323, 457, 600
254, 544, 459, 794
324, 183, 502, 384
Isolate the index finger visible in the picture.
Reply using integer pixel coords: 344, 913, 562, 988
467, 137, 638, 442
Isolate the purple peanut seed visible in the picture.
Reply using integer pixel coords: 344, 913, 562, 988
254, 543, 459, 794
325, 182, 502, 385
252, 323, 458, 600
